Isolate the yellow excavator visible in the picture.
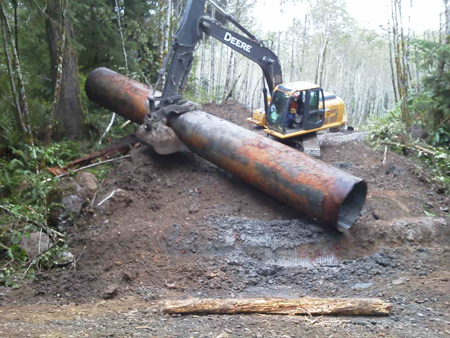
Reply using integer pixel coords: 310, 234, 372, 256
142, 0, 347, 157
247, 82, 347, 156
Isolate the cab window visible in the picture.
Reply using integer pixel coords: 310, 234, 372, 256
268, 90, 289, 129
308, 90, 324, 110
309, 90, 319, 110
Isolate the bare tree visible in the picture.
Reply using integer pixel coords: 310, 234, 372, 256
437, 0, 449, 79
1, 6, 24, 133
391, 0, 411, 127
0, 2, 34, 147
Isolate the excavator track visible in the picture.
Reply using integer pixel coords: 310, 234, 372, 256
301, 132, 321, 158
287, 132, 321, 158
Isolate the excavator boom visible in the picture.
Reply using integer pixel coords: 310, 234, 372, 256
160, 0, 282, 104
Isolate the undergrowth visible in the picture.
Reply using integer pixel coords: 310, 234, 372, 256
0, 139, 86, 287
367, 109, 450, 192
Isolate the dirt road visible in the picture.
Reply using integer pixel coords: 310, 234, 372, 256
1, 102, 449, 337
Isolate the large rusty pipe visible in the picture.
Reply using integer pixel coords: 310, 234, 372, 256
85, 67, 152, 124
86, 68, 367, 230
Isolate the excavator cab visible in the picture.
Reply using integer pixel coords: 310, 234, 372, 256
266, 82, 325, 136
248, 81, 346, 141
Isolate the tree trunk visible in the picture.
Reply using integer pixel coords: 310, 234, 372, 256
318, 37, 329, 87
387, 16, 399, 103
209, 7, 215, 99
12, 0, 18, 60
391, 0, 410, 127
45, 0, 66, 144
222, 49, 233, 102
1, 9, 25, 133
46, 0, 84, 140
115, 0, 128, 74
0, 3, 33, 147
437, 0, 449, 79
163, 298, 392, 316
299, 14, 308, 78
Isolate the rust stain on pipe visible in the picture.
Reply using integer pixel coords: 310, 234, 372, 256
85, 68, 367, 230
168, 112, 366, 229
85, 67, 152, 124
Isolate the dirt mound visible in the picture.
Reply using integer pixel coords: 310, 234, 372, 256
1, 102, 449, 337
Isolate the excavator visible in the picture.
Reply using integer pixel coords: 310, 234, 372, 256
85, 0, 368, 230
141, 0, 347, 157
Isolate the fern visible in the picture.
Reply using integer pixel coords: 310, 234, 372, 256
8, 159, 25, 171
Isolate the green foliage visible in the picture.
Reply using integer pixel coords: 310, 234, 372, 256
0, 136, 86, 286
366, 31, 450, 192
75, 0, 159, 81
409, 39, 450, 144
368, 112, 450, 192
430, 126, 450, 147
366, 108, 405, 146
0, 141, 83, 199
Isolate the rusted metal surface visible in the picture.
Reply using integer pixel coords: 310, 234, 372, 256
85, 67, 152, 124
169, 111, 366, 230
85, 67, 367, 230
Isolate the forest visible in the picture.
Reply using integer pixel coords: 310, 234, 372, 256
0, 0, 449, 284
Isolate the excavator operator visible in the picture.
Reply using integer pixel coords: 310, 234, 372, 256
288, 92, 303, 127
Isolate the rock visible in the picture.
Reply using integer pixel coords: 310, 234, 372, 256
75, 172, 98, 196
53, 251, 74, 267
424, 202, 434, 209
102, 285, 119, 299
351, 282, 373, 289
385, 164, 406, 177
189, 204, 199, 214
122, 271, 137, 282
47, 179, 85, 230
332, 161, 353, 170
20, 232, 51, 261
406, 125, 428, 140
392, 277, 406, 285
374, 253, 392, 267
215, 332, 229, 338
256, 266, 282, 276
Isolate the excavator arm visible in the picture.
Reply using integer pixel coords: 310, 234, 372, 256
160, 0, 283, 104
140, 0, 285, 154
198, 17, 283, 95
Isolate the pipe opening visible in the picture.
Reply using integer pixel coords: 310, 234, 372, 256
337, 181, 368, 231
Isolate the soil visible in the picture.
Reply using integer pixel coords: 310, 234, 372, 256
1, 101, 449, 337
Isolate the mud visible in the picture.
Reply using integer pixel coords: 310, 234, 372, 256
0, 102, 449, 337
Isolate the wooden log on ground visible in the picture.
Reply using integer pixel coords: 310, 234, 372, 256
48, 134, 139, 176
66, 134, 138, 168
163, 298, 392, 316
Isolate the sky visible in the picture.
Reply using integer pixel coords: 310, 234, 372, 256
253, 0, 445, 33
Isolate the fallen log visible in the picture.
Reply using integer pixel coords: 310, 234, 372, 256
163, 298, 392, 316
48, 134, 138, 176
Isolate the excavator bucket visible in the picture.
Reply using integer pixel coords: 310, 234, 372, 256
135, 122, 183, 155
